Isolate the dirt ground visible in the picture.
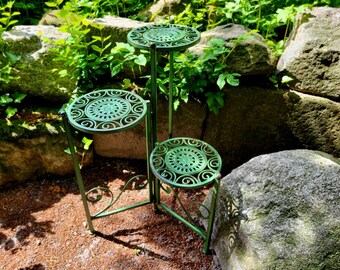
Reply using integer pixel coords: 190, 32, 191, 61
0, 156, 216, 270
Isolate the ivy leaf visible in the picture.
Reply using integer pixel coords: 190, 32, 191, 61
5, 106, 17, 118
217, 73, 226, 90
173, 99, 180, 111
281, 75, 294, 83
20, 122, 37, 130
86, 53, 97, 60
134, 54, 147, 66
4, 51, 20, 63
0, 94, 13, 105
157, 79, 168, 94
13, 92, 26, 103
276, 8, 291, 23
91, 45, 103, 53
226, 73, 240, 86
45, 2, 58, 7
110, 63, 123, 77
64, 146, 77, 155
82, 136, 93, 150
58, 69, 68, 77
45, 123, 59, 134
122, 78, 131, 89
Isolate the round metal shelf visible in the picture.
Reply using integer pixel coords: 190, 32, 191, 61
67, 89, 147, 134
150, 137, 222, 189
127, 24, 200, 51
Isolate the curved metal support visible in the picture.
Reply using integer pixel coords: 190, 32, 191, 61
158, 177, 221, 254
87, 175, 149, 218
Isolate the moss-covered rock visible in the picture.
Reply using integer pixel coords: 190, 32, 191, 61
211, 150, 340, 270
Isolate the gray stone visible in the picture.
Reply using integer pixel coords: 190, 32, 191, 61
277, 7, 340, 100
204, 86, 340, 171
90, 16, 150, 44
211, 150, 340, 270
0, 134, 93, 188
38, 10, 64, 26
203, 86, 300, 170
137, 0, 188, 22
189, 24, 276, 76
284, 90, 340, 158
1, 25, 75, 102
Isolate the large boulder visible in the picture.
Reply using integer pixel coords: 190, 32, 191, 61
277, 7, 340, 100
285, 90, 340, 157
189, 24, 276, 76
203, 86, 301, 170
0, 133, 93, 188
90, 16, 150, 44
1, 25, 75, 103
211, 150, 340, 270
204, 86, 340, 171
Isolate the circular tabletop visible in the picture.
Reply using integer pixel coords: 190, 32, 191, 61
67, 89, 147, 134
127, 24, 200, 51
150, 138, 222, 189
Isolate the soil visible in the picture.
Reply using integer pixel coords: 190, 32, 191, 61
0, 156, 216, 270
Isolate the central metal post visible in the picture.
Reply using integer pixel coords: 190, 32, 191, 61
168, 51, 174, 139
150, 43, 158, 146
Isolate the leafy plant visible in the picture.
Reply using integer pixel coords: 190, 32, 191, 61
109, 42, 148, 79
169, 0, 336, 57
0, 1, 20, 33
47, 0, 149, 98
64, 135, 93, 169
46, 0, 154, 19
150, 37, 242, 114
0, 1, 27, 119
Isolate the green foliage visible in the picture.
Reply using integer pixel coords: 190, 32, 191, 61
1, 0, 154, 28
45, 0, 153, 19
0, 1, 20, 34
1, 0, 336, 119
11, 0, 47, 25
168, 0, 336, 56
152, 37, 242, 114
0, 2, 26, 119
47, 0, 149, 98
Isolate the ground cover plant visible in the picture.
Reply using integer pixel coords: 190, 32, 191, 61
0, 0, 337, 133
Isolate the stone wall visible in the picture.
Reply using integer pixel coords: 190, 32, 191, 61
0, 7, 339, 187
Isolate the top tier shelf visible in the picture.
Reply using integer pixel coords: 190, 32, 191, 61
127, 24, 200, 51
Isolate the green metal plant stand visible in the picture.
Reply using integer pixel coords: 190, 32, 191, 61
128, 24, 222, 254
62, 89, 153, 233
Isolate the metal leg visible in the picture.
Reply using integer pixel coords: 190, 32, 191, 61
168, 51, 174, 139
62, 114, 95, 233
145, 100, 156, 207
203, 178, 221, 254
150, 44, 158, 145
150, 44, 161, 209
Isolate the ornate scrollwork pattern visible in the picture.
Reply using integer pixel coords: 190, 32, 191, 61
86, 175, 149, 218
127, 24, 200, 51
67, 89, 147, 133
151, 138, 222, 188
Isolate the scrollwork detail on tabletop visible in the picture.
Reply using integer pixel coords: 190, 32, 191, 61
67, 89, 147, 133
151, 138, 222, 188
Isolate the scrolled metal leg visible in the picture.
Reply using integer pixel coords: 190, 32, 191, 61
62, 114, 95, 233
